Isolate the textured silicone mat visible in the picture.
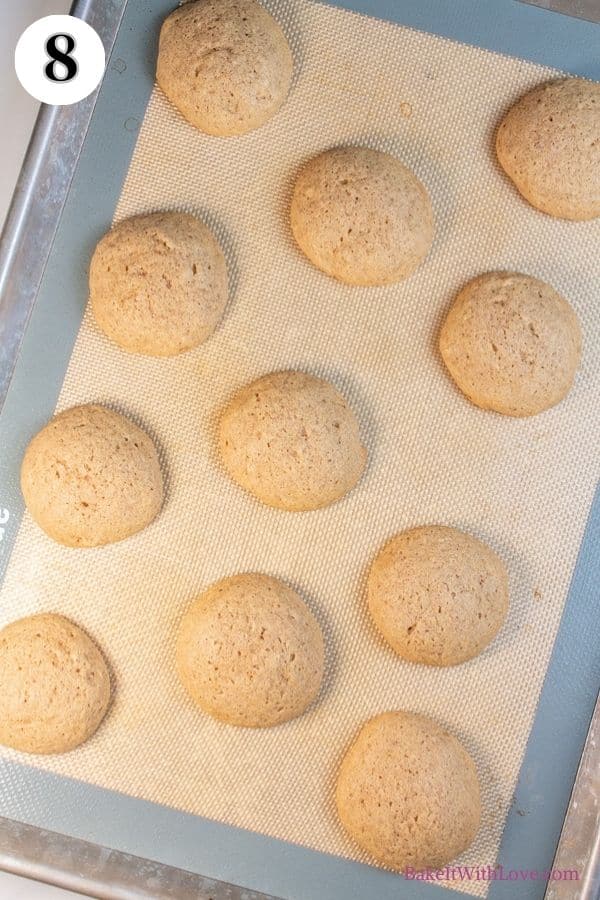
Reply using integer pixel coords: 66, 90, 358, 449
0, 1, 599, 898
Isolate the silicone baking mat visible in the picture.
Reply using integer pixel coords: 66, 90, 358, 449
0, 2, 599, 899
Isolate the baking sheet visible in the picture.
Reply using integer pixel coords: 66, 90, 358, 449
0, 1, 599, 899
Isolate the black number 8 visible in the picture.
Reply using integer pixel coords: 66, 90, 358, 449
45, 33, 78, 83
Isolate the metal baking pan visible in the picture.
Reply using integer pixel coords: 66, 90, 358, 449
0, 1, 599, 897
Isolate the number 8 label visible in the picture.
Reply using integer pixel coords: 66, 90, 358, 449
45, 33, 78, 84
15, 15, 105, 106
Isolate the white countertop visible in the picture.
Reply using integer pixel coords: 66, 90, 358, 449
0, 872, 87, 900
1, 4, 95, 898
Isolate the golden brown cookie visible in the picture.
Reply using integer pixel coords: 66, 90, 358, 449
439, 272, 582, 416
176, 574, 324, 727
0, 613, 111, 754
496, 78, 600, 220
218, 371, 367, 510
368, 525, 508, 666
21, 404, 163, 547
290, 146, 434, 285
157, 0, 293, 136
336, 711, 481, 871
90, 211, 228, 356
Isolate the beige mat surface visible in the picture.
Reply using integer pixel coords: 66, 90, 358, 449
1, 1, 599, 895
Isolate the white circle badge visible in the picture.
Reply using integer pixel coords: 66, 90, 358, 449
15, 15, 105, 105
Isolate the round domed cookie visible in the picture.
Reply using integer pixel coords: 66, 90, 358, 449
156, 0, 293, 137
0, 613, 111, 754
439, 272, 582, 417
290, 146, 435, 285
21, 404, 163, 547
336, 711, 481, 871
90, 211, 228, 356
218, 370, 367, 510
176, 574, 324, 727
496, 78, 600, 220
367, 525, 508, 666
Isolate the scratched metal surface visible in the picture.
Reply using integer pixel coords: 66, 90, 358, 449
545, 695, 600, 900
519, 0, 600, 24
0, 817, 272, 900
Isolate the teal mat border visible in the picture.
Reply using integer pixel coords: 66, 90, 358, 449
324, 0, 600, 79
0, 1, 598, 898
